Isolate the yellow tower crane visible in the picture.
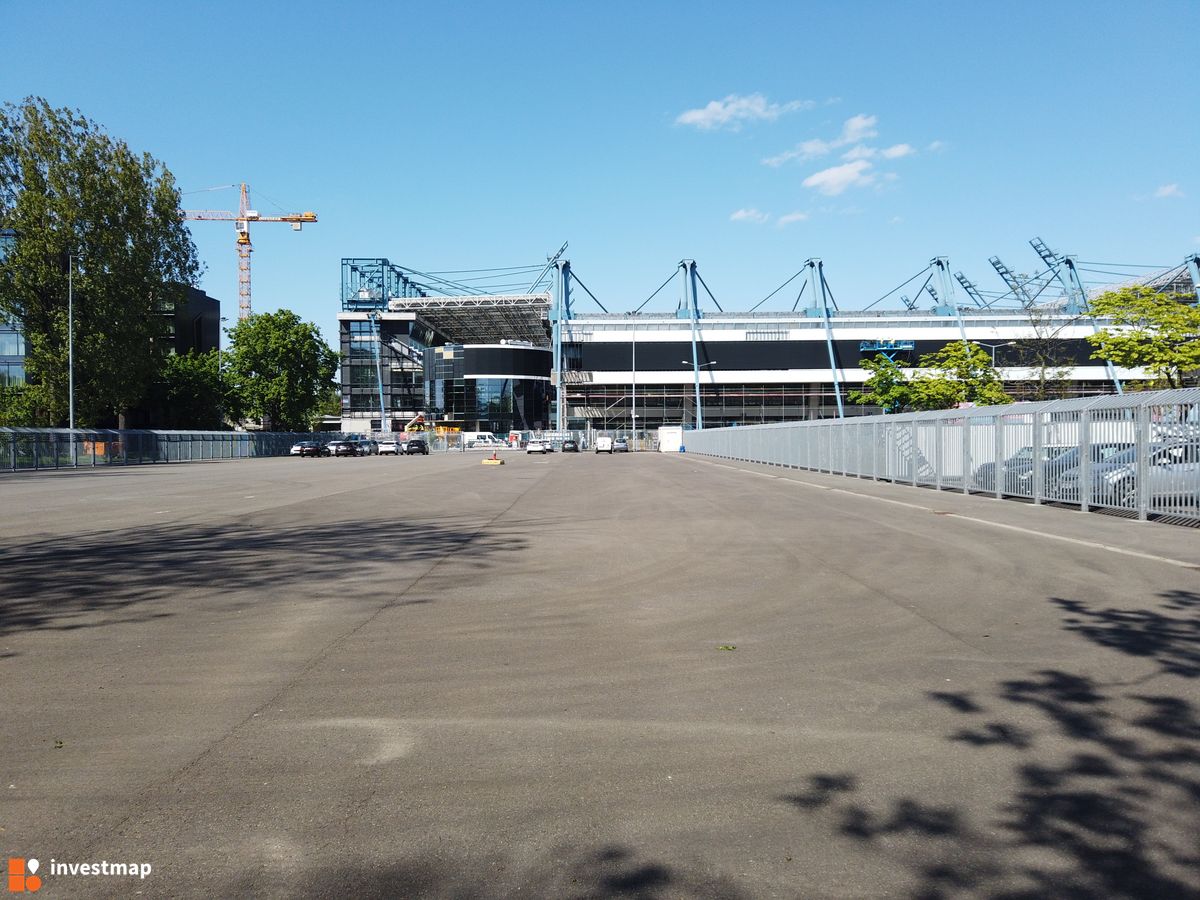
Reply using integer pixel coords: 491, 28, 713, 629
184, 183, 317, 320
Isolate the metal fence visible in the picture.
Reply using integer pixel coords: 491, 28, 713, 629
684, 388, 1200, 525
0, 429, 341, 473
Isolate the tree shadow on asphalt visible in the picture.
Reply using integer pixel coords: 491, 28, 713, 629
219, 843, 747, 899
776, 589, 1200, 899
0, 518, 529, 640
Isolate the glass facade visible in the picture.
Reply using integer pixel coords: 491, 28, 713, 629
425, 344, 550, 433
0, 322, 24, 387
340, 316, 431, 430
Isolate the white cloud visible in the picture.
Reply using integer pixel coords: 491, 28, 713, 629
676, 93, 814, 131
927, 140, 948, 152
765, 113, 879, 166
880, 143, 915, 159
803, 160, 876, 196
842, 145, 876, 161
889, 216, 904, 225
840, 114, 878, 143
730, 208, 770, 224
1154, 183, 1183, 198
763, 138, 832, 167
777, 211, 809, 226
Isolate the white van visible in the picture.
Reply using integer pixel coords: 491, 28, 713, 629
462, 431, 506, 450
594, 436, 613, 454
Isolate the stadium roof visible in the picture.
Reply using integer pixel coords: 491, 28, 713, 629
386, 294, 552, 346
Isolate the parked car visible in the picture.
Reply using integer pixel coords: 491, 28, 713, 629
595, 436, 613, 454
1056, 441, 1200, 507
613, 438, 630, 453
359, 439, 379, 456
974, 442, 1133, 494
379, 439, 402, 455
526, 439, 549, 454
405, 438, 429, 455
328, 440, 361, 457
291, 440, 329, 458
561, 439, 579, 452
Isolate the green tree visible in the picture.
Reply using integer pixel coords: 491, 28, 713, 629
909, 341, 1011, 410
224, 310, 337, 431
849, 353, 912, 412
0, 97, 200, 426
1087, 287, 1200, 389
147, 349, 225, 429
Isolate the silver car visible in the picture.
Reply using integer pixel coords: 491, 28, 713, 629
1056, 442, 1200, 508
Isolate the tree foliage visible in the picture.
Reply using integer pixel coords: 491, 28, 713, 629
1087, 287, 1200, 389
851, 342, 1010, 412
909, 341, 1011, 410
224, 310, 337, 431
849, 354, 912, 412
0, 97, 200, 426
147, 349, 225, 429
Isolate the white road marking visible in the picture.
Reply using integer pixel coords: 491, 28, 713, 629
684, 457, 1200, 570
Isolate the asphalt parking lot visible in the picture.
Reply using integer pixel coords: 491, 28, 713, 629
2, 451, 1198, 898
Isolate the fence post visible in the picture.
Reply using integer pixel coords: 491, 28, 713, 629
1079, 411, 1091, 513
1032, 413, 1044, 505
934, 418, 943, 491
911, 419, 918, 487
961, 416, 970, 494
994, 414, 1004, 499
1135, 401, 1150, 522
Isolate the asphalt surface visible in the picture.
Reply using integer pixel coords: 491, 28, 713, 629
2, 451, 1198, 899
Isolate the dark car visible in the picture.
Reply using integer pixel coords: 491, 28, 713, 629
295, 441, 329, 458
405, 438, 429, 455
328, 440, 361, 457
561, 439, 579, 452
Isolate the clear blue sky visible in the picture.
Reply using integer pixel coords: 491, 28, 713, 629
3, 1, 1197, 343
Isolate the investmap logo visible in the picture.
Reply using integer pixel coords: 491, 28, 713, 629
7, 856, 153, 891
6, 859, 40, 893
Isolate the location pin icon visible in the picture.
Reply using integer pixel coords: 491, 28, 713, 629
27, 859, 39, 874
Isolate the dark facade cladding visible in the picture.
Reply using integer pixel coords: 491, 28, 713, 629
566, 338, 1098, 372
175, 287, 221, 354
424, 344, 551, 433
463, 346, 553, 378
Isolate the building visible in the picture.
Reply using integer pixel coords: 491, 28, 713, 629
558, 306, 1114, 429
337, 255, 1199, 435
338, 259, 554, 434
174, 286, 222, 355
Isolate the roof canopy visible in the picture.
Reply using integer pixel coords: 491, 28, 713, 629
387, 294, 552, 346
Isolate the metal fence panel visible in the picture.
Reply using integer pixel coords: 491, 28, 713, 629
1, 429, 345, 473
684, 388, 1200, 526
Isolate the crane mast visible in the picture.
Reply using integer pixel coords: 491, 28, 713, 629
184, 183, 317, 320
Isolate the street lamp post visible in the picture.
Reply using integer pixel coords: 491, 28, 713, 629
630, 318, 636, 442
68, 254, 77, 432
217, 316, 228, 380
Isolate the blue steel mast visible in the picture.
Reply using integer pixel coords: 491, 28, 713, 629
680, 260, 704, 429
804, 258, 843, 418
553, 260, 572, 432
